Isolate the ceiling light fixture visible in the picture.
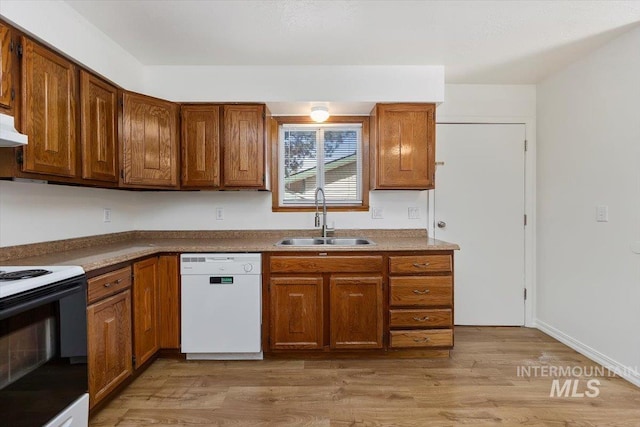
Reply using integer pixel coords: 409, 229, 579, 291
310, 105, 330, 123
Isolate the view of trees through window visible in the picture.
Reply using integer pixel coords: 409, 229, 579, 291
281, 125, 361, 204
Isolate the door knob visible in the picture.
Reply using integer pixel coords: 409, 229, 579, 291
437, 221, 446, 228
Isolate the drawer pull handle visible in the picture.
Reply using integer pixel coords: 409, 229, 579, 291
413, 289, 430, 294
412, 262, 430, 268
103, 279, 122, 288
413, 337, 431, 343
413, 316, 430, 322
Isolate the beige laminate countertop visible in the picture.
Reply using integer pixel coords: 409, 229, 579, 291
0, 230, 459, 273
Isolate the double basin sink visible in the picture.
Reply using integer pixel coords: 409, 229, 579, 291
276, 237, 375, 247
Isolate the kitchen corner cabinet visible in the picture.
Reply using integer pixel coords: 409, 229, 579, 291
223, 104, 268, 189
87, 267, 133, 408
181, 105, 220, 188
21, 37, 78, 177
0, 23, 14, 109
121, 92, 179, 188
133, 257, 160, 367
80, 71, 118, 182
158, 255, 180, 349
370, 103, 435, 190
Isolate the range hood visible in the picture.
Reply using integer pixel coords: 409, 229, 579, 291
0, 113, 28, 147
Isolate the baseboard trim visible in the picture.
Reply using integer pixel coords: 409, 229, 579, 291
534, 319, 640, 388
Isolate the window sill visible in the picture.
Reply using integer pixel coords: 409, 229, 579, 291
272, 204, 369, 213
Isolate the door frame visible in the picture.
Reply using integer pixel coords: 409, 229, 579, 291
430, 117, 536, 327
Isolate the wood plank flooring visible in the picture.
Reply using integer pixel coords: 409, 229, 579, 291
90, 327, 640, 426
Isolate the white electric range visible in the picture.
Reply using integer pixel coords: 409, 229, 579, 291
0, 265, 89, 427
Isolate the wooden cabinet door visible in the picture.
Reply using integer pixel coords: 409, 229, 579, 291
133, 257, 159, 367
270, 276, 323, 350
87, 289, 132, 408
80, 71, 117, 182
158, 255, 180, 349
122, 92, 179, 188
181, 105, 220, 188
223, 104, 265, 188
373, 103, 435, 189
329, 275, 383, 349
21, 37, 77, 177
0, 24, 12, 108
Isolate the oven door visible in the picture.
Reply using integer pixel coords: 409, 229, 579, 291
0, 275, 88, 427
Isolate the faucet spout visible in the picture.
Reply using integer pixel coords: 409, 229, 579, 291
314, 187, 333, 238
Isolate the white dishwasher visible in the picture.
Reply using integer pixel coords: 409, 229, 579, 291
181, 253, 262, 360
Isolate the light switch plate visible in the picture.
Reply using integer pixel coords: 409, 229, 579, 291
408, 207, 420, 219
216, 207, 224, 220
103, 208, 112, 223
372, 207, 383, 219
596, 205, 608, 222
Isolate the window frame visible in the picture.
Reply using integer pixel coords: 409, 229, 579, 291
271, 116, 370, 212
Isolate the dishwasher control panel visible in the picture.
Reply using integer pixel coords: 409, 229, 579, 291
180, 253, 261, 275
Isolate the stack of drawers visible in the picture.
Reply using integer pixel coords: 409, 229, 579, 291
388, 254, 454, 349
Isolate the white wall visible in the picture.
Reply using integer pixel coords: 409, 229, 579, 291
144, 65, 444, 103
0, 0, 145, 91
0, 181, 138, 247
536, 26, 640, 381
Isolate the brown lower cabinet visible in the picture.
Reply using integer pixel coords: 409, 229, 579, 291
87, 255, 180, 409
132, 257, 159, 367
86, 267, 133, 409
265, 251, 454, 354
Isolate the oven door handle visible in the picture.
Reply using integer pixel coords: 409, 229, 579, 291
0, 282, 84, 320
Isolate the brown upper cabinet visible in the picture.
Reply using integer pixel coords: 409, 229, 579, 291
0, 23, 13, 109
121, 91, 179, 188
181, 105, 220, 188
80, 71, 118, 182
21, 37, 78, 177
370, 103, 435, 190
223, 104, 269, 189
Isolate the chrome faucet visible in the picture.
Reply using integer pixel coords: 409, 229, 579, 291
314, 187, 334, 238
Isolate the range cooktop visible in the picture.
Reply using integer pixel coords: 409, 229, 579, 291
0, 266, 85, 299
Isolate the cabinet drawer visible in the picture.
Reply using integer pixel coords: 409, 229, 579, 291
389, 255, 451, 274
389, 309, 452, 328
88, 267, 132, 304
390, 329, 453, 348
390, 276, 452, 307
270, 256, 383, 273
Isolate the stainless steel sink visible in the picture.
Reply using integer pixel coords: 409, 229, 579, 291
276, 237, 375, 246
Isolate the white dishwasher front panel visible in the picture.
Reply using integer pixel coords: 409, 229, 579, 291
180, 253, 262, 359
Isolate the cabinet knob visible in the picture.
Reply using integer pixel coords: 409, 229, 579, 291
437, 221, 446, 228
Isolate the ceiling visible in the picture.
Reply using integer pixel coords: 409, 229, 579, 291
64, 0, 640, 84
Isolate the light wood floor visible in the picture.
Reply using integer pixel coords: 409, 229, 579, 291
91, 327, 640, 426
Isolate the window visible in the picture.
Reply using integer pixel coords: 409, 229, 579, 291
273, 117, 369, 211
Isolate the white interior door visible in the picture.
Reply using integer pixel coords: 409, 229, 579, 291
433, 123, 525, 326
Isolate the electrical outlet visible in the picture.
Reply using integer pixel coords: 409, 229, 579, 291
216, 207, 224, 220
372, 207, 383, 219
103, 208, 112, 223
408, 207, 420, 219
596, 205, 608, 222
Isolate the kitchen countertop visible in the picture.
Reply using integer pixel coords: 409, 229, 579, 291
0, 229, 459, 273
